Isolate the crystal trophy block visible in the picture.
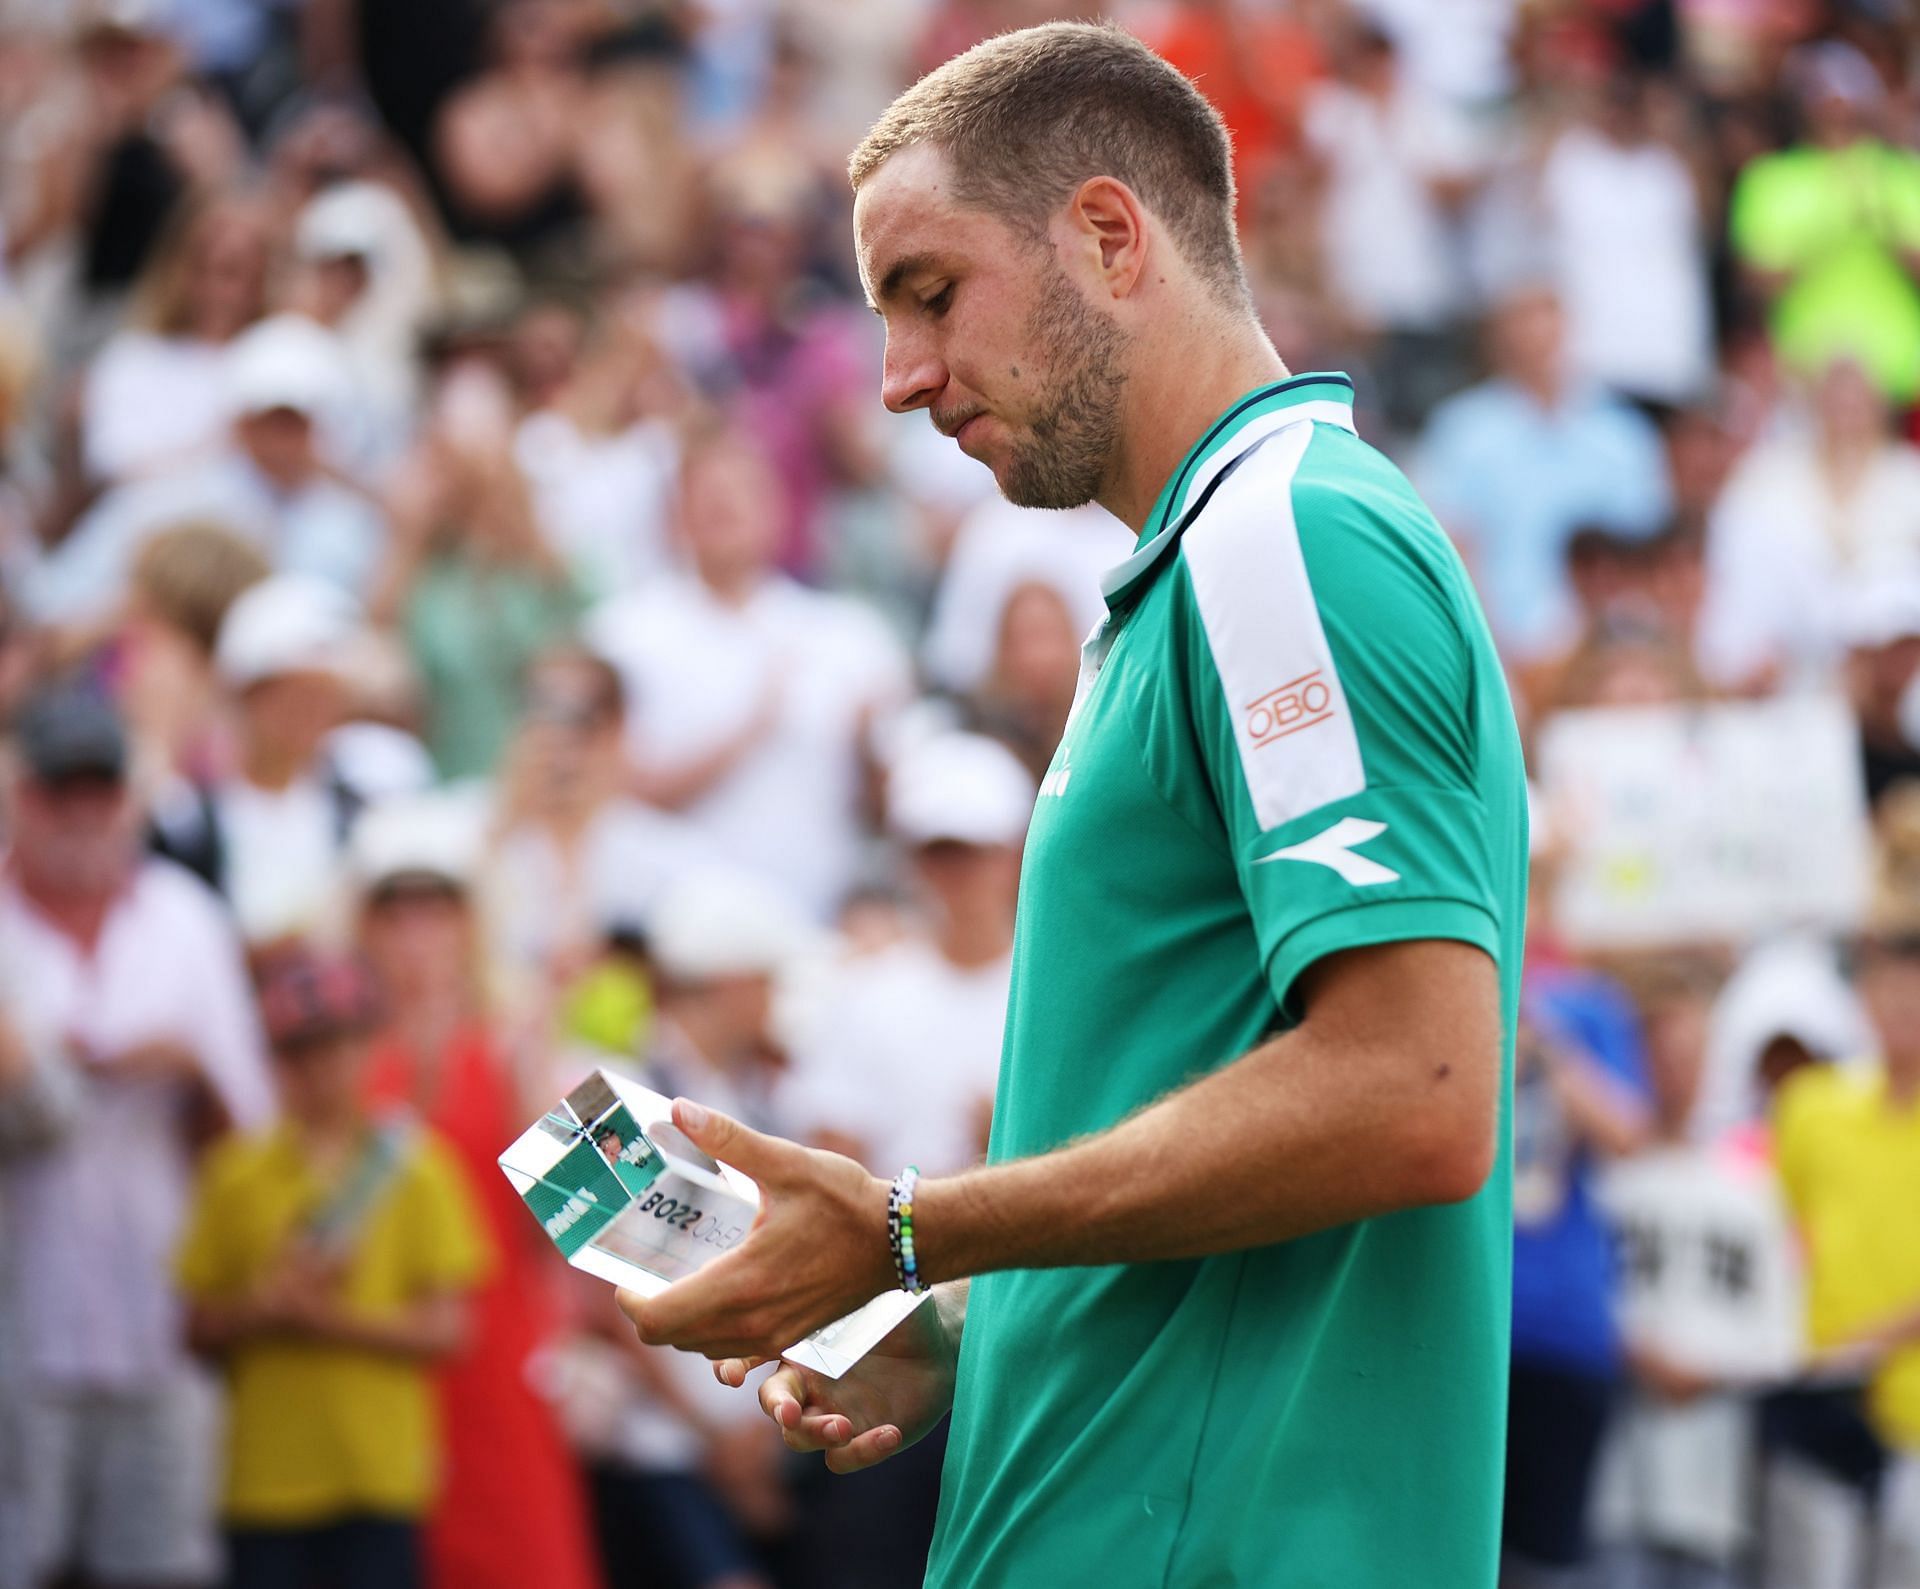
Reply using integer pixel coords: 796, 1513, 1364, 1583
500, 1067, 924, 1378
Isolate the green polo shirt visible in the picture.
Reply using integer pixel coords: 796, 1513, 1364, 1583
924, 375, 1527, 1588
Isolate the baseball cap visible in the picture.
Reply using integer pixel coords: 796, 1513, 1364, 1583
647, 868, 819, 982
349, 792, 488, 897
224, 314, 352, 421
12, 680, 127, 783
215, 574, 363, 689
888, 731, 1037, 849
257, 947, 382, 1050
294, 182, 393, 265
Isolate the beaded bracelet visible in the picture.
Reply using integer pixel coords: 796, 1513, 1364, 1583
887, 1165, 927, 1295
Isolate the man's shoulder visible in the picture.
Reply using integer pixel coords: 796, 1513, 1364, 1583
126, 854, 243, 944
1173, 418, 1460, 628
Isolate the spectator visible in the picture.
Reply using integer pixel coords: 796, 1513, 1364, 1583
32, 313, 386, 630
1302, 18, 1484, 433
1507, 814, 1656, 1587
0, 678, 272, 1589
1593, 961, 1802, 1589
1766, 830, 1920, 1588
586, 428, 911, 920
483, 645, 711, 1011
785, 730, 1029, 1179
1838, 582, 1920, 808
1416, 285, 1672, 659
647, 168, 883, 575
1540, 75, 1714, 409
171, 573, 368, 945
1728, 41, 1920, 406
582, 867, 814, 1589
287, 179, 443, 468
510, 294, 686, 602
918, 492, 1128, 703
1696, 359, 1920, 694
80, 189, 271, 487
373, 365, 583, 782
120, 519, 271, 882
176, 947, 489, 1589
355, 794, 604, 1589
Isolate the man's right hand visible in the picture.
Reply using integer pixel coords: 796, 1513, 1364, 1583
714, 1279, 965, 1475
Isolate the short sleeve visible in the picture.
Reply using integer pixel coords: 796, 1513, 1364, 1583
402, 1134, 495, 1295
174, 1142, 250, 1301
1169, 425, 1502, 1012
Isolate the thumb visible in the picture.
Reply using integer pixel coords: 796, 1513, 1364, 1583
671, 1098, 798, 1182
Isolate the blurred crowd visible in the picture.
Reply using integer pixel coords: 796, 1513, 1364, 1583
0, 1, 1917, 1588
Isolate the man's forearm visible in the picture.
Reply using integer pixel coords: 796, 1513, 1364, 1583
913, 942, 1498, 1284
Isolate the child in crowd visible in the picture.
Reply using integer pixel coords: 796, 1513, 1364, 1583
176, 949, 490, 1589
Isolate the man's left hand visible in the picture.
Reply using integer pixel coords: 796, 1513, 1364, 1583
616, 1099, 897, 1361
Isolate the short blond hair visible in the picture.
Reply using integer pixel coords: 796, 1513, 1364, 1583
850, 21, 1246, 303
129, 521, 270, 656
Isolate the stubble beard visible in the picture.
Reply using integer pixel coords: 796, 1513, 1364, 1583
997, 260, 1129, 512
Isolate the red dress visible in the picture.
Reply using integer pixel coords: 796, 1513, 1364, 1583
366, 1025, 602, 1589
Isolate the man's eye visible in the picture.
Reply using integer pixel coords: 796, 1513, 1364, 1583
924, 285, 954, 317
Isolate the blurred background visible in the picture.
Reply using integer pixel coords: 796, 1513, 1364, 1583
0, 1, 1917, 1587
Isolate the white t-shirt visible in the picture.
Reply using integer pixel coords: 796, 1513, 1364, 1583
1594, 1142, 1802, 1556
515, 411, 679, 601
781, 938, 1010, 1177
1697, 435, 1920, 688
216, 775, 343, 945
0, 860, 272, 1387
82, 332, 233, 485
1542, 126, 1712, 405
921, 497, 1132, 695
586, 573, 911, 919
1304, 80, 1484, 332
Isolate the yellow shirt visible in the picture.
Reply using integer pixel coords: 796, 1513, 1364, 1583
175, 1118, 492, 1525
1775, 1064, 1920, 1450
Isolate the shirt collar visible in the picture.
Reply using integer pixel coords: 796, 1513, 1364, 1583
1100, 372, 1355, 613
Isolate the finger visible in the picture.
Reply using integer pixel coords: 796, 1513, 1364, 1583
618, 1255, 743, 1347
825, 1424, 904, 1475
671, 1098, 803, 1183
714, 1356, 772, 1388
758, 1365, 809, 1429
781, 1410, 854, 1454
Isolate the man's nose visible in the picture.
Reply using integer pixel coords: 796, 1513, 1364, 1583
881, 332, 944, 415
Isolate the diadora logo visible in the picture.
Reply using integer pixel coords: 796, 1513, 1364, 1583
1253, 817, 1399, 886
1039, 746, 1073, 799
1245, 670, 1336, 749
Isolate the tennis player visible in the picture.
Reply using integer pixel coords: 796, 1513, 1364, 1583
620, 22, 1528, 1586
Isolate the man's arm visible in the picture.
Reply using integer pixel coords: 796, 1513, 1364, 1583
625, 936, 1500, 1361
915, 937, 1498, 1278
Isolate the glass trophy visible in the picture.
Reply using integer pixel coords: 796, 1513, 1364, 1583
500, 1067, 925, 1378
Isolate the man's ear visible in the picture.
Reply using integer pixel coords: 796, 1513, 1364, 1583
1063, 176, 1151, 300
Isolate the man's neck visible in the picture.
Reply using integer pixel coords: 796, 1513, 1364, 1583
1100, 314, 1288, 535
16, 870, 117, 950
1886, 1055, 1920, 1107
937, 910, 1013, 971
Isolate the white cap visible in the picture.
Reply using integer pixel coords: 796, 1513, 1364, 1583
295, 181, 395, 265
349, 791, 487, 894
888, 731, 1036, 849
224, 314, 352, 420
1838, 576, 1920, 651
216, 574, 363, 689
648, 868, 819, 982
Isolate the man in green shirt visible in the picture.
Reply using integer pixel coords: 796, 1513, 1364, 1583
621, 22, 1527, 1586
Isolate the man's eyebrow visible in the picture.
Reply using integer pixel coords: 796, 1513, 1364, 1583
866, 253, 943, 314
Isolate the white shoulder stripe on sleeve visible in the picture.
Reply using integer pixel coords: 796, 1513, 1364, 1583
1182, 420, 1365, 832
